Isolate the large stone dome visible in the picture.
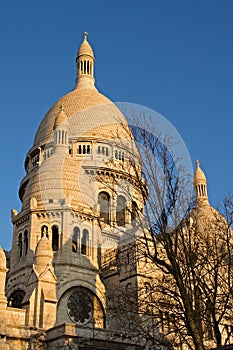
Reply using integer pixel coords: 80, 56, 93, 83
20, 33, 136, 211
33, 88, 129, 147
33, 33, 131, 149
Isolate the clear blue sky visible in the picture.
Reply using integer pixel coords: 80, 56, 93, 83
0, 0, 232, 250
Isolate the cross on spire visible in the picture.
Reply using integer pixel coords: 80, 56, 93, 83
83, 31, 88, 41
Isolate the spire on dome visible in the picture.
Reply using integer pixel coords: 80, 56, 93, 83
193, 159, 209, 205
75, 32, 95, 89
53, 103, 69, 150
54, 103, 68, 129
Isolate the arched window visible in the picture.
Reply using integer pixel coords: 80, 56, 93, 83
52, 225, 59, 251
81, 229, 89, 255
116, 196, 126, 227
98, 192, 110, 224
72, 227, 80, 253
41, 225, 49, 238
8, 289, 26, 309
18, 233, 23, 259
24, 230, 28, 256
131, 201, 138, 226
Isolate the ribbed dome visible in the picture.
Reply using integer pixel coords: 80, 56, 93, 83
22, 152, 95, 211
33, 88, 130, 147
32, 32, 131, 148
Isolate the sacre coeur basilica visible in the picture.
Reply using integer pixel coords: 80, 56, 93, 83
0, 33, 231, 350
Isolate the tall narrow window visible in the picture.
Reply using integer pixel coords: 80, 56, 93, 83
81, 229, 89, 255
116, 196, 126, 226
98, 192, 110, 224
52, 225, 59, 251
18, 233, 23, 259
131, 201, 138, 226
24, 230, 28, 256
72, 227, 80, 253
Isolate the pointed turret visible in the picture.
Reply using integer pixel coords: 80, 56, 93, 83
193, 160, 209, 205
53, 103, 69, 152
75, 32, 95, 89
34, 235, 53, 274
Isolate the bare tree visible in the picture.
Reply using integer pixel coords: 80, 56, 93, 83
98, 113, 233, 350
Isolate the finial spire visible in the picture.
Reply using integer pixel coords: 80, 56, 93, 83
196, 159, 200, 168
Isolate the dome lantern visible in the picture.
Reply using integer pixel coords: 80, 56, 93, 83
193, 160, 209, 205
75, 32, 95, 89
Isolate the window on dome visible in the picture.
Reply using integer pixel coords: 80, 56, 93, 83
98, 192, 110, 224
81, 229, 89, 255
97, 145, 109, 156
52, 225, 59, 251
32, 154, 39, 168
115, 149, 125, 161
77, 144, 91, 155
